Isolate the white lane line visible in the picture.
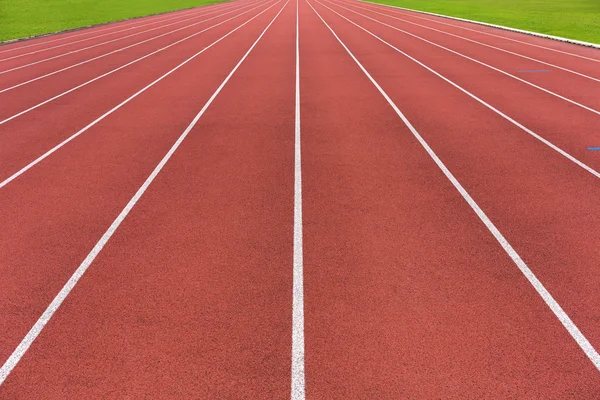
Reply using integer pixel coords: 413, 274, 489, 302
323, 0, 600, 117
291, 0, 305, 397
0, 0, 287, 386
0, 1, 241, 58
0, 0, 264, 94
0, 1, 271, 125
313, 0, 600, 180
0, 0, 279, 189
0, 0, 236, 55
331, 0, 600, 83
0, 2, 253, 74
307, 0, 600, 373
357, 0, 600, 63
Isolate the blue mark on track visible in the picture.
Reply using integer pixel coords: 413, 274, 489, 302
588, 147, 600, 151
518, 69, 552, 73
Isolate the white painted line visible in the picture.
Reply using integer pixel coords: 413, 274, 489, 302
357, 0, 600, 62
0, 2, 257, 74
0, 1, 271, 125
0, 0, 279, 189
308, 0, 600, 373
313, 0, 600, 180
0, 0, 264, 94
0, 1, 241, 57
331, 0, 600, 83
0, 0, 287, 386
324, 0, 600, 117
291, 0, 305, 398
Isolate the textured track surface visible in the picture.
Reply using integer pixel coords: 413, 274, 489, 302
1, 0, 599, 397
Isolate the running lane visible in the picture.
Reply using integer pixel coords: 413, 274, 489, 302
0, 0, 282, 373
301, 0, 600, 397
0, 0, 295, 397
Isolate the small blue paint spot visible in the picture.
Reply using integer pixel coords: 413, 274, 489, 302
588, 147, 600, 151
518, 69, 551, 73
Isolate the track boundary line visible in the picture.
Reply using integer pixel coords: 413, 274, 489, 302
291, 0, 305, 398
0, 0, 264, 94
0, 0, 241, 57
324, 0, 600, 116
0, 0, 278, 189
358, 0, 600, 50
314, 0, 600, 180
0, 0, 287, 385
332, 0, 600, 83
355, 0, 600, 63
0, 0, 271, 125
308, 0, 600, 372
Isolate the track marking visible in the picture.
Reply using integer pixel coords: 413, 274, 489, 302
0, 0, 264, 94
323, 0, 600, 117
0, 1, 235, 55
0, 0, 279, 189
307, 0, 600, 373
0, 2, 259, 75
0, 0, 287, 386
0, 1, 271, 125
0, 1, 242, 60
313, 0, 600, 180
291, 0, 305, 398
357, 0, 600, 63
329, 0, 600, 83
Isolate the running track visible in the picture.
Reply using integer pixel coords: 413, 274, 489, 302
0, 0, 599, 397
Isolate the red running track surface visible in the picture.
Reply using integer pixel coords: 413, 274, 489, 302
0, 0, 599, 397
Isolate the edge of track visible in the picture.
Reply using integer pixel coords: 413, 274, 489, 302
0, 0, 233, 48
359, 0, 600, 49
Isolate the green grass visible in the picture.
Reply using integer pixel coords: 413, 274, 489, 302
0, 0, 228, 42
366, 0, 600, 44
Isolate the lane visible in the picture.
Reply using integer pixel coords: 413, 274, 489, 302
354, 0, 600, 64
325, 0, 600, 112
0, 0, 258, 75
0, 1, 294, 396
338, 0, 600, 81
306, 0, 600, 381
0, 1, 275, 184
0, 0, 283, 370
314, 0, 600, 178
300, 0, 600, 396
0, 0, 270, 117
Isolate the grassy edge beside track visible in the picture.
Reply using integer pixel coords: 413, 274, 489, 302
0, 0, 228, 43
365, 0, 600, 44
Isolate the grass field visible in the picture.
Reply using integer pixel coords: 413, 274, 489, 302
366, 0, 600, 44
0, 0, 227, 42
